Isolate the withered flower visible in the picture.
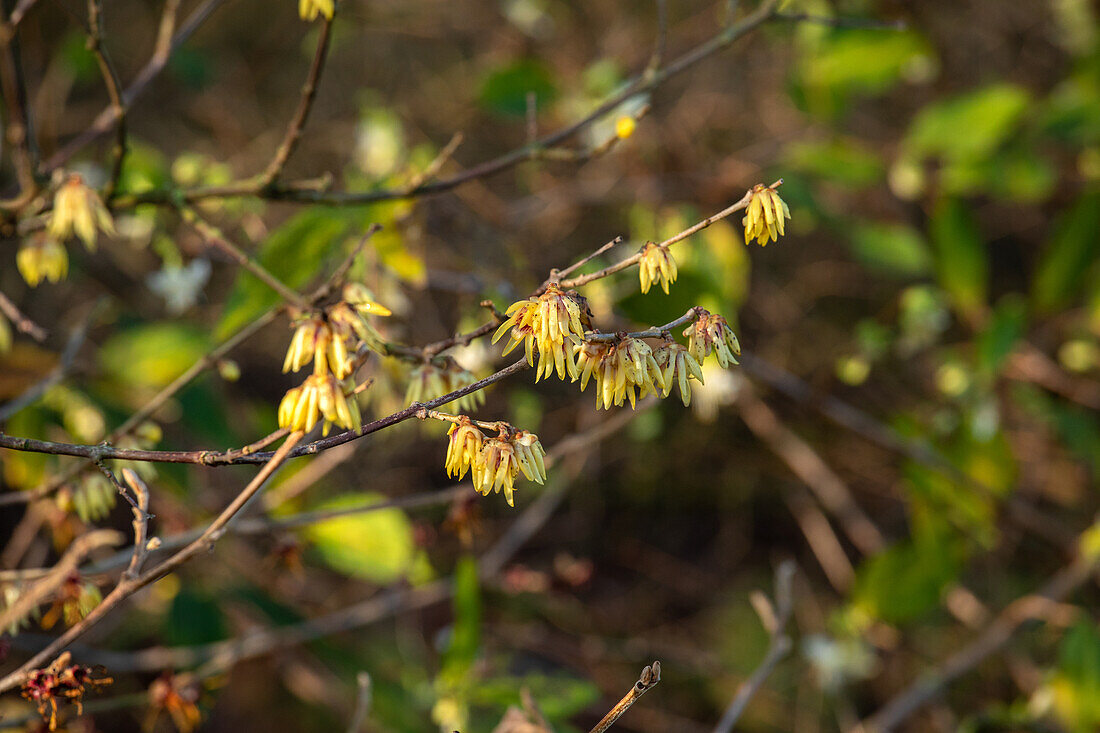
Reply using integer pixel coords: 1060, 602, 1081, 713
406, 358, 484, 413
684, 311, 740, 368
21, 652, 112, 731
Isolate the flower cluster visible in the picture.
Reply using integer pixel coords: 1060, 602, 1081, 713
21, 652, 112, 731
49, 173, 115, 250
743, 183, 791, 246
654, 341, 705, 406
493, 283, 589, 382
638, 242, 678, 295
298, 0, 334, 21
443, 417, 546, 507
17, 235, 68, 287
278, 287, 390, 434
278, 373, 361, 435
685, 311, 741, 367
581, 337, 666, 410
405, 357, 484, 413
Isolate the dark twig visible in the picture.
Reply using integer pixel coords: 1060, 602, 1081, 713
0, 289, 47, 342
256, 13, 334, 189
85, 0, 127, 200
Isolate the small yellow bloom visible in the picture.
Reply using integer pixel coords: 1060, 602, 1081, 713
342, 283, 392, 317
445, 418, 484, 480
511, 430, 547, 485
48, 173, 114, 250
684, 311, 740, 368
492, 283, 588, 382
278, 374, 360, 434
653, 341, 704, 406
742, 183, 790, 246
615, 116, 637, 139
17, 237, 68, 287
638, 242, 678, 294
298, 0, 334, 21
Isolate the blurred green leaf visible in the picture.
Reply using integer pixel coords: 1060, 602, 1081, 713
1042, 62, 1100, 146
58, 31, 98, 82
302, 493, 422, 583
798, 29, 933, 98
442, 556, 481, 677
479, 59, 558, 117
99, 323, 210, 388
1032, 190, 1100, 313
470, 674, 601, 722
784, 138, 885, 187
116, 142, 170, 196
929, 197, 988, 322
165, 590, 227, 646
976, 296, 1027, 377
216, 208, 357, 339
904, 83, 1030, 163
847, 221, 931, 276
851, 530, 961, 625
1050, 621, 1100, 733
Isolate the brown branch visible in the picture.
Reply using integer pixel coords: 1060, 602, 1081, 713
0, 529, 122, 633
6, 0, 41, 27
256, 14, 334, 189
0, 0, 39, 208
860, 535, 1100, 733
346, 672, 372, 733
42, 0, 224, 176
0, 289, 47, 342
0, 431, 303, 693
712, 560, 795, 733
583, 308, 701, 342
85, 0, 127, 200
182, 207, 311, 309
111, 0, 783, 209
119, 469, 152, 580
589, 661, 662, 733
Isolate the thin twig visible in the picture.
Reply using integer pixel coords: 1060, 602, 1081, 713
0, 305, 93, 422
85, 0, 127, 200
256, 14, 334, 189
0, 0, 39, 208
346, 672, 372, 733
589, 661, 662, 733
583, 307, 700, 342
0, 529, 122, 633
0, 431, 303, 693
0, 288, 47, 342
120, 469, 152, 580
712, 561, 796, 733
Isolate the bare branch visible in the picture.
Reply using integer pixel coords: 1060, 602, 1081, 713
346, 672, 372, 733
589, 661, 662, 733
0, 289, 47, 343
85, 0, 128, 199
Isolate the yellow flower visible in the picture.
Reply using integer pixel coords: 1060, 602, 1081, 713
615, 116, 637, 139
406, 358, 484, 413
328, 299, 387, 355
684, 311, 740, 368
580, 337, 666, 410
283, 312, 358, 379
298, 0, 334, 21
48, 173, 114, 250
742, 183, 790, 246
342, 283, 392, 317
638, 242, 677, 295
278, 374, 360, 434
445, 418, 484, 480
575, 341, 612, 394
283, 317, 328, 374
653, 341, 705, 406
511, 430, 547, 485
492, 283, 588, 382
17, 237, 68, 287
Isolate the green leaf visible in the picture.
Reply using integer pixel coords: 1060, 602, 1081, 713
99, 322, 210, 388
302, 493, 422, 583
470, 674, 601, 722
976, 295, 1027, 377
784, 138, 885, 187
928, 197, 988, 322
442, 556, 481, 677
479, 59, 558, 117
904, 83, 1030, 163
1050, 621, 1100, 733
1032, 190, 1100, 313
116, 142, 170, 196
847, 221, 931, 276
216, 208, 357, 339
851, 531, 961, 625
165, 590, 227, 646
798, 29, 933, 97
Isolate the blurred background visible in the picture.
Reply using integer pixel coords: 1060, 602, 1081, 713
2, 0, 1100, 731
